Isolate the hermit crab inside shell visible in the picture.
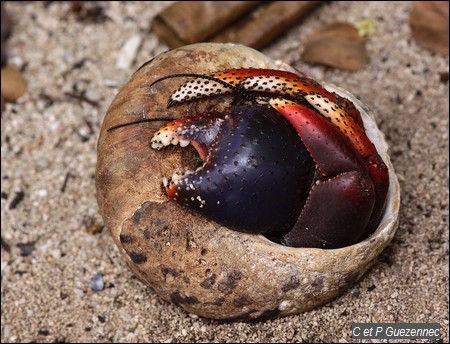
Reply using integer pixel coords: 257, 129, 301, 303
96, 43, 400, 320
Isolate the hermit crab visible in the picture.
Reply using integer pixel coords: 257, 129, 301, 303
96, 43, 400, 320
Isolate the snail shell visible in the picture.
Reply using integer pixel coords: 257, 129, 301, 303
96, 43, 400, 321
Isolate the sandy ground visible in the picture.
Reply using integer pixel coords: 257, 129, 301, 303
1, 1, 448, 343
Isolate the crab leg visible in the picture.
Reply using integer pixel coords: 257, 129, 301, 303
157, 68, 363, 126
213, 69, 331, 98
270, 99, 378, 248
211, 69, 363, 124
165, 69, 336, 105
272, 97, 389, 240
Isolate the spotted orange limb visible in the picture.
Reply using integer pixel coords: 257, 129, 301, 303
151, 68, 363, 126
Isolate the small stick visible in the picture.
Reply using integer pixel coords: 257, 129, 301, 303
61, 171, 73, 193
9, 191, 24, 210
152, 1, 263, 48
212, 1, 326, 50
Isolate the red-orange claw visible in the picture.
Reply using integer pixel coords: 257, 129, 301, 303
151, 115, 223, 153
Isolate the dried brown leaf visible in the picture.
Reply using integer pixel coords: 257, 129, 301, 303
1, 65, 26, 102
302, 22, 369, 71
410, 1, 449, 55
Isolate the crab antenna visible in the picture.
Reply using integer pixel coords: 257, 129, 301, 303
107, 117, 174, 132
149, 73, 235, 90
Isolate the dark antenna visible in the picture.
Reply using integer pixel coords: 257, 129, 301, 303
107, 117, 174, 132
109, 73, 238, 133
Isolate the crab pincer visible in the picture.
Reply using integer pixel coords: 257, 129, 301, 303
150, 105, 314, 235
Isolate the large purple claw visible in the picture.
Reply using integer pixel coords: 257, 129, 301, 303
151, 105, 315, 235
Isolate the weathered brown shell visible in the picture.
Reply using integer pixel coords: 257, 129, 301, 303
95, 43, 400, 321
